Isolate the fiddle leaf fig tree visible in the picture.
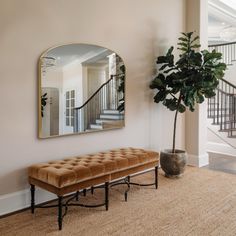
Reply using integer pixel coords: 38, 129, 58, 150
150, 32, 226, 153
41, 93, 48, 117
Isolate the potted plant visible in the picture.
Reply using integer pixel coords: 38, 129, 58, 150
41, 93, 48, 117
150, 32, 226, 177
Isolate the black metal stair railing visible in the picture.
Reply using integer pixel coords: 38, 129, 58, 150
207, 78, 236, 138
74, 74, 123, 132
207, 42, 236, 138
208, 41, 236, 65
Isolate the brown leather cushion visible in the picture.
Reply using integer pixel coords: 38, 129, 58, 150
28, 148, 159, 188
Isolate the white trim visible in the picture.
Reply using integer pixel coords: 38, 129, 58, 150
208, 151, 236, 159
187, 153, 209, 167
0, 167, 157, 216
207, 142, 236, 156
209, 1, 236, 20
0, 188, 55, 216
219, 0, 236, 11
207, 126, 236, 150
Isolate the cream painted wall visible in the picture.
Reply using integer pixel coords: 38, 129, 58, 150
0, 0, 186, 196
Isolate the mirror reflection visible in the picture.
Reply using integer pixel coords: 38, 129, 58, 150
39, 44, 125, 138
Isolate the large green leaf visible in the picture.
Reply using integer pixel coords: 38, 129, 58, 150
163, 98, 178, 111
150, 74, 166, 89
203, 90, 216, 98
190, 36, 199, 44
178, 37, 188, 42
194, 91, 204, 103
178, 104, 186, 113
167, 46, 174, 56
191, 44, 201, 48
150, 31, 226, 113
177, 42, 188, 47
154, 90, 168, 103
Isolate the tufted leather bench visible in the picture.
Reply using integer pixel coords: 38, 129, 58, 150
28, 147, 159, 230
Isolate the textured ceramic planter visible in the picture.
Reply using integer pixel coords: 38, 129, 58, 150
160, 150, 187, 178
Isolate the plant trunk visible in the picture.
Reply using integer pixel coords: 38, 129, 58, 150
172, 94, 182, 153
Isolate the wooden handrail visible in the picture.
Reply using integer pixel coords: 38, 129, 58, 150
221, 78, 236, 90
209, 41, 236, 47
74, 73, 123, 110
218, 88, 236, 96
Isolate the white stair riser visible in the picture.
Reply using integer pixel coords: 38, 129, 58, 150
96, 119, 123, 124
100, 114, 124, 120
90, 124, 103, 130
103, 110, 121, 115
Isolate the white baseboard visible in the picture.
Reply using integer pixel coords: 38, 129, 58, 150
207, 142, 236, 156
187, 153, 209, 167
0, 168, 157, 216
208, 151, 236, 159
0, 188, 55, 216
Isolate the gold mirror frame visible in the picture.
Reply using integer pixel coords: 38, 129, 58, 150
38, 43, 126, 139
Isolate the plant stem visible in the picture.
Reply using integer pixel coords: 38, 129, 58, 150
172, 94, 182, 153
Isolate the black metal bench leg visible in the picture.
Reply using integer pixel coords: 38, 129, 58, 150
155, 166, 158, 189
83, 189, 86, 196
30, 184, 35, 214
105, 182, 109, 211
58, 196, 63, 230
125, 176, 130, 202
91, 186, 94, 195
75, 191, 79, 201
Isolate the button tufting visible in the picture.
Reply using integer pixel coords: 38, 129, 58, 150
29, 148, 159, 188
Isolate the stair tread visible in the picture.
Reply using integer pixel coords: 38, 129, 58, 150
103, 109, 121, 114
208, 118, 236, 122
223, 128, 236, 131
208, 108, 230, 111
100, 113, 123, 115
90, 124, 103, 129
100, 114, 124, 120
219, 129, 236, 132
96, 119, 123, 123
100, 115, 123, 117
208, 114, 235, 117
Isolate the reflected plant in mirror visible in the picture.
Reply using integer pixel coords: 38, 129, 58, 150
41, 93, 48, 117
38, 44, 126, 138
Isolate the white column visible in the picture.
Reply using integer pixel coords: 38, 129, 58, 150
185, 0, 209, 167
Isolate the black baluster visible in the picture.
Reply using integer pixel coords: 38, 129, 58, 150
213, 95, 216, 124
220, 81, 223, 131
217, 88, 220, 124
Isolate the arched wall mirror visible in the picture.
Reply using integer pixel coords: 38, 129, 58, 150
38, 44, 125, 138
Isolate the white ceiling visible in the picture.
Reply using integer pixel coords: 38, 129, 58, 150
208, 0, 236, 43
44, 44, 114, 67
